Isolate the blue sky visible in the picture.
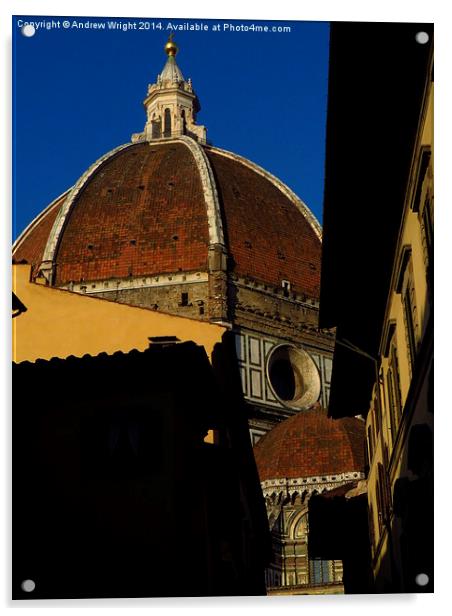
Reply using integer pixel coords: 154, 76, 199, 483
12, 16, 330, 240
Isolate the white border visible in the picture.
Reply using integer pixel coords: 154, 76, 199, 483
3, 2, 449, 614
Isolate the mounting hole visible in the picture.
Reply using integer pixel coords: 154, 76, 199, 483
21, 24, 36, 37
21, 579, 36, 592
415, 573, 429, 587
415, 31, 429, 45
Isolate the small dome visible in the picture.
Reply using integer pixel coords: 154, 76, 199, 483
253, 407, 366, 481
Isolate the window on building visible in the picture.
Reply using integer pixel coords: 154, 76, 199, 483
403, 282, 417, 370
368, 504, 375, 555
377, 461, 391, 525
379, 367, 387, 422
386, 339, 403, 449
281, 279, 291, 298
421, 195, 433, 287
180, 292, 189, 306
367, 425, 374, 463
309, 559, 331, 585
387, 367, 397, 444
383, 322, 403, 447
390, 344, 402, 415
250, 429, 266, 446
411, 147, 431, 214
413, 146, 433, 290
396, 247, 419, 375
375, 478, 383, 536
151, 118, 161, 139
373, 391, 381, 437
164, 108, 172, 137
375, 463, 391, 540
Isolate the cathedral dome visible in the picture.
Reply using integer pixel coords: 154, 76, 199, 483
253, 407, 366, 482
13, 138, 321, 296
13, 37, 321, 310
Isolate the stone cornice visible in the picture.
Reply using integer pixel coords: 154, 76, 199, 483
261, 471, 366, 499
233, 276, 320, 308
61, 271, 208, 294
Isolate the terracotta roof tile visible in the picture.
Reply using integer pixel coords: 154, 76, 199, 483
13, 194, 66, 269
205, 149, 321, 298
54, 142, 209, 284
253, 407, 366, 481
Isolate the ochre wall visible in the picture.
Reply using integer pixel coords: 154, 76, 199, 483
365, 75, 433, 588
12, 264, 226, 364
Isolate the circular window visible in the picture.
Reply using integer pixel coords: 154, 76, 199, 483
266, 344, 321, 411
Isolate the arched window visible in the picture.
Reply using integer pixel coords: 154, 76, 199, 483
181, 109, 187, 135
151, 116, 161, 139
164, 108, 172, 137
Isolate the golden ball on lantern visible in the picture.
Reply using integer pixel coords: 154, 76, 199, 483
164, 35, 178, 57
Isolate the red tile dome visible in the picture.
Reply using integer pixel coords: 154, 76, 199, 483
13, 138, 322, 298
253, 407, 366, 481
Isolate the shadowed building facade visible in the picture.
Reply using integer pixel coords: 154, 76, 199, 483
13, 342, 270, 599
12, 265, 271, 598
319, 22, 433, 593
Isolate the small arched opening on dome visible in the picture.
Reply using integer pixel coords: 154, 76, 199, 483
282, 279, 291, 298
